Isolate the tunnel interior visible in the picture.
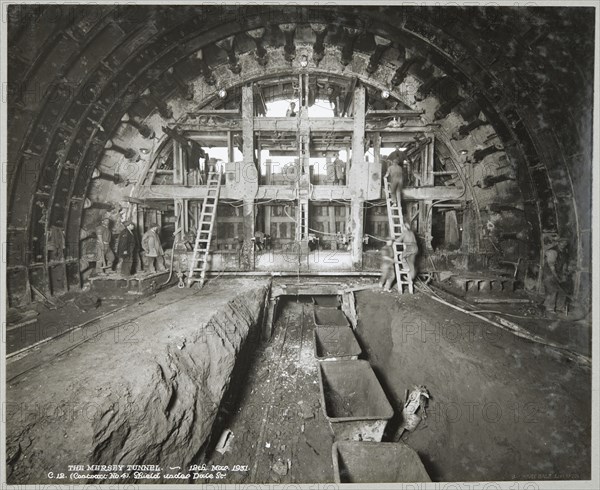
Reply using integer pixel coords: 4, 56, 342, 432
3, 4, 596, 487
5, 4, 595, 307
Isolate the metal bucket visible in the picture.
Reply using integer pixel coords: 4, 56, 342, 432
318, 360, 393, 441
313, 306, 350, 327
332, 441, 431, 483
314, 326, 362, 361
312, 295, 341, 308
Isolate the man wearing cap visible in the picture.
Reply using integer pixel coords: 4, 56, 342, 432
116, 221, 139, 276
142, 224, 166, 273
95, 217, 115, 274
333, 152, 346, 185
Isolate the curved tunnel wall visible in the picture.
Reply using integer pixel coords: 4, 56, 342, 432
5, 5, 594, 306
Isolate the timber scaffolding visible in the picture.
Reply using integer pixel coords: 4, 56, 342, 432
131, 77, 466, 282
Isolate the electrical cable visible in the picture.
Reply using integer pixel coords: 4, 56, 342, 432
307, 227, 345, 238
416, 281, 590, 367
417, 281, 538, 321
283, 204, 296, 223
364, 233, 388, 243
469, 309, 546, 320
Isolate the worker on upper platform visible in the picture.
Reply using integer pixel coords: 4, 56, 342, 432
333, 152, 346, 185
387, 145, 407, 164
286, 101, 297, 117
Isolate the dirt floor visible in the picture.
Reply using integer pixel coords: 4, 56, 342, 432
6, 279, 269, 484
194, 287, 592, 484
6, 290, 140, 355
6, 271, 176, 356
204, 297, 336, 484
353, 290, 592, 482
436, 281, 592, 357
6, 278, 592, 484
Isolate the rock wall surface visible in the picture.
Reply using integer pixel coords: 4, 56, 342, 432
6, 280, 269, 484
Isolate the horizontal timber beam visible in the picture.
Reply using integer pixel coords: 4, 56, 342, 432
136, 185, 466, 201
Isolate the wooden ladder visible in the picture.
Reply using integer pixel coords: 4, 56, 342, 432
384, 176, 414, 294
298, 200, 309, 241
187, 169, 222, 287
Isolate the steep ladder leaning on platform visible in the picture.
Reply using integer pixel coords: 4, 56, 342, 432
187, 169, 222, 287
384, 176, 414, 294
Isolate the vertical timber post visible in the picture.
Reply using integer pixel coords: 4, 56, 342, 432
349, 84, 366, 268
349, 84, 366, 190
243, 199, 255, 270
373, 131, 382, 198
418, 134, 435, 251
351, 199, 364, 269
242, 85, 257, 269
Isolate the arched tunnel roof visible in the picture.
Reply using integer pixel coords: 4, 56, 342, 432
3, 4, 595, 304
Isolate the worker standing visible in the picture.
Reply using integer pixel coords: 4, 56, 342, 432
286, 101, 297, 117
379, 239, 396, 292
116, 221, 139, 276
326, 157, 336, 184
396, 223, 419, 281
542, 248, 567, 313
333, 152, 346, 185
387, 145, 406, 165
95, 217, 115, 274
385, 157, 404, 208
253, 230, 265, 251
142, 224, 166, 273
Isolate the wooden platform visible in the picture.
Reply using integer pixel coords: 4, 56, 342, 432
89, 270, 177, 297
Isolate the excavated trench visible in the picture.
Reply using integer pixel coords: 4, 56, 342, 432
199, 288, 591, 484
200, 292, 419, 484
6, 282, 591, 484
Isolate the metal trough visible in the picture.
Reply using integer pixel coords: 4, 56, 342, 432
312, 295, 341, 308
332, 441, 431, 483
314, 326, 362, 361
313, 306, 350, 327
318, 360, 393, 441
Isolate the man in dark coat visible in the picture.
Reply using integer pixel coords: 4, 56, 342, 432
116, 221, 139, 276
95, 217, 115, 274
